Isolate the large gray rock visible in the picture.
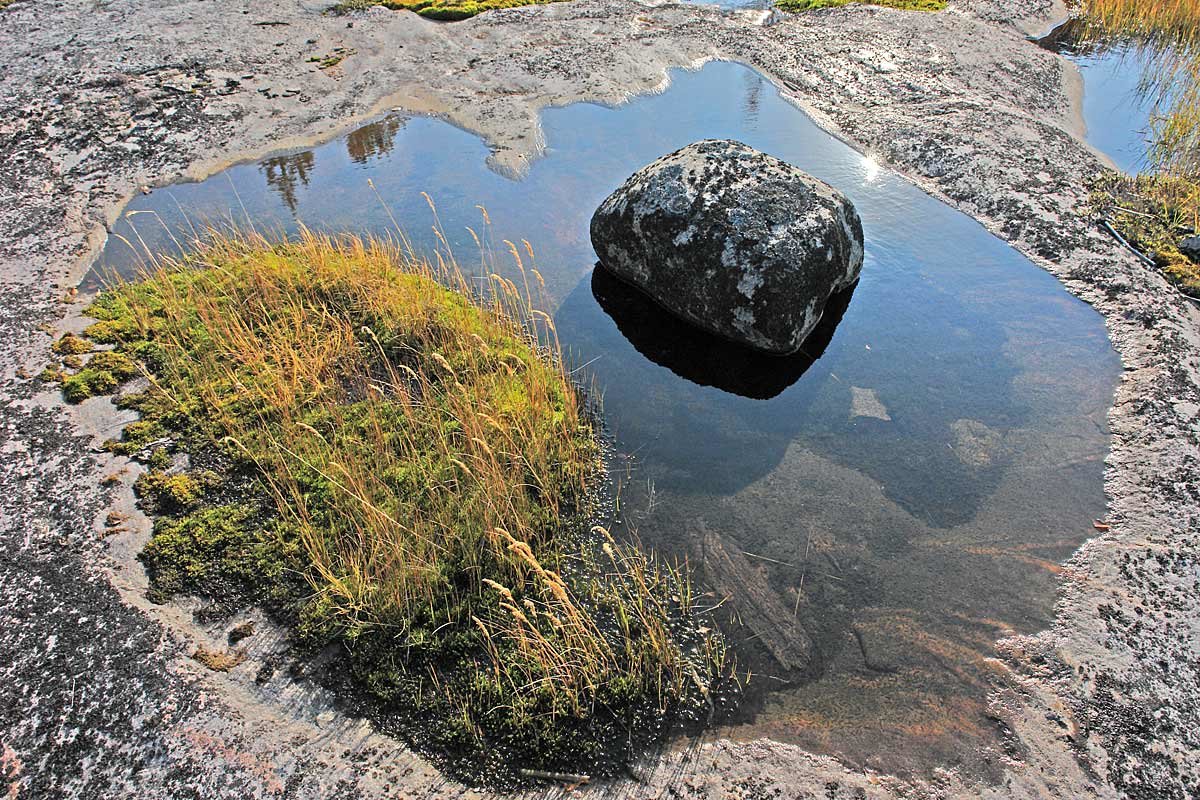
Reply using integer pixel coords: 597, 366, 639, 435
1179, 234, 1200, 263
590, 139, 864, 354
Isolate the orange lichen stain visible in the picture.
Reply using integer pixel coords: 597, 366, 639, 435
891, 696, 993, 738
733, 606, 1030, 774
176, 728, 285, 794
856, 610, 1003, 685
1, 741, 22, 800
944, 611, 1019, 635
919, 534, 1080, 564
961, 546, 1066, 574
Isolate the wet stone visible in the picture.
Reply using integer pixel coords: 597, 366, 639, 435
590, 139, 864, 354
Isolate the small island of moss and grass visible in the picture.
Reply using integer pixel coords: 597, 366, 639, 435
330, 0, 570, 21
47, 231, 735, 784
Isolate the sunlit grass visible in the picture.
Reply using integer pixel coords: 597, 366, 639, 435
1080, 0, 1200, 52
51, 228, 733, 780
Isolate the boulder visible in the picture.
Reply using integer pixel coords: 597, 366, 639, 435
1178, 234, 1200, 263
590, 139, 864, 354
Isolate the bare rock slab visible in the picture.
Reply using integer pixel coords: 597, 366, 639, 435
590, 139, 864, 354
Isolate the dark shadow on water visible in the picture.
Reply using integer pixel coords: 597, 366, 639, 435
590, 264, 855, 400
1035, 18, 1094, 55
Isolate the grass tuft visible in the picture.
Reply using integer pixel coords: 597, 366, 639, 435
74, 229, 734, 782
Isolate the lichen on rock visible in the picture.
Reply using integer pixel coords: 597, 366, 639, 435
590, 139, 864, 354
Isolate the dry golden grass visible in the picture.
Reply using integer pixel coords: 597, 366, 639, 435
1081, 0, 1200, 51
67, 228, 732, 779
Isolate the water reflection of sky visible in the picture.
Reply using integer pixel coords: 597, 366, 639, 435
90, 61, 1119, 778
681, 0, 773, 10
1038, 20, 1159, 174
1075, 44, 1157, 173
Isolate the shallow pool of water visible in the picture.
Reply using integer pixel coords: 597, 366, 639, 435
90, 61, 1119, 778
1075, 45, 1156, 173
1039, 20, 1158, 173
683, 0, 771, 10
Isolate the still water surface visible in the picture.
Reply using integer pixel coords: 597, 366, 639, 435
1076, 44, 1156, 173
1038, 18, 1158, 173
91, 61, 1119, 778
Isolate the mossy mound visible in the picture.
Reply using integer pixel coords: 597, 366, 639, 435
55, 232, 734, 784
333, 0, 569, 21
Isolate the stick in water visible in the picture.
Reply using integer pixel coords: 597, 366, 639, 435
519, 769, 591, 785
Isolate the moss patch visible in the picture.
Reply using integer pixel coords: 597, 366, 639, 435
1089, 170, 1200, 293
52, 333, 93, 356
332, 0, 568, 21
72, 232, 734, 783
777, 0, 946, 11
307, 47, 355, 70
193, 644, 248, 672
58, 350, 138, 403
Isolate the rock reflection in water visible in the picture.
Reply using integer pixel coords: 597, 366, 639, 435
590, 264, 854, 400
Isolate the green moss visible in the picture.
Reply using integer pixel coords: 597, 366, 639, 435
59, 350, 138, 403
140, 504, 307, 609
777, 0, 945, 10
52, 333, 93, 356
66, 233, 733, 783
134, 469, 221, 512
85, 318, 138, 345
331, 0, 570, 21
87, 350, 138, 377
307, 48, 355, 69
62, 369, 118, 403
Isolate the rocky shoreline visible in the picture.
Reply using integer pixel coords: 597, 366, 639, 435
1, 0, 1197, 797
